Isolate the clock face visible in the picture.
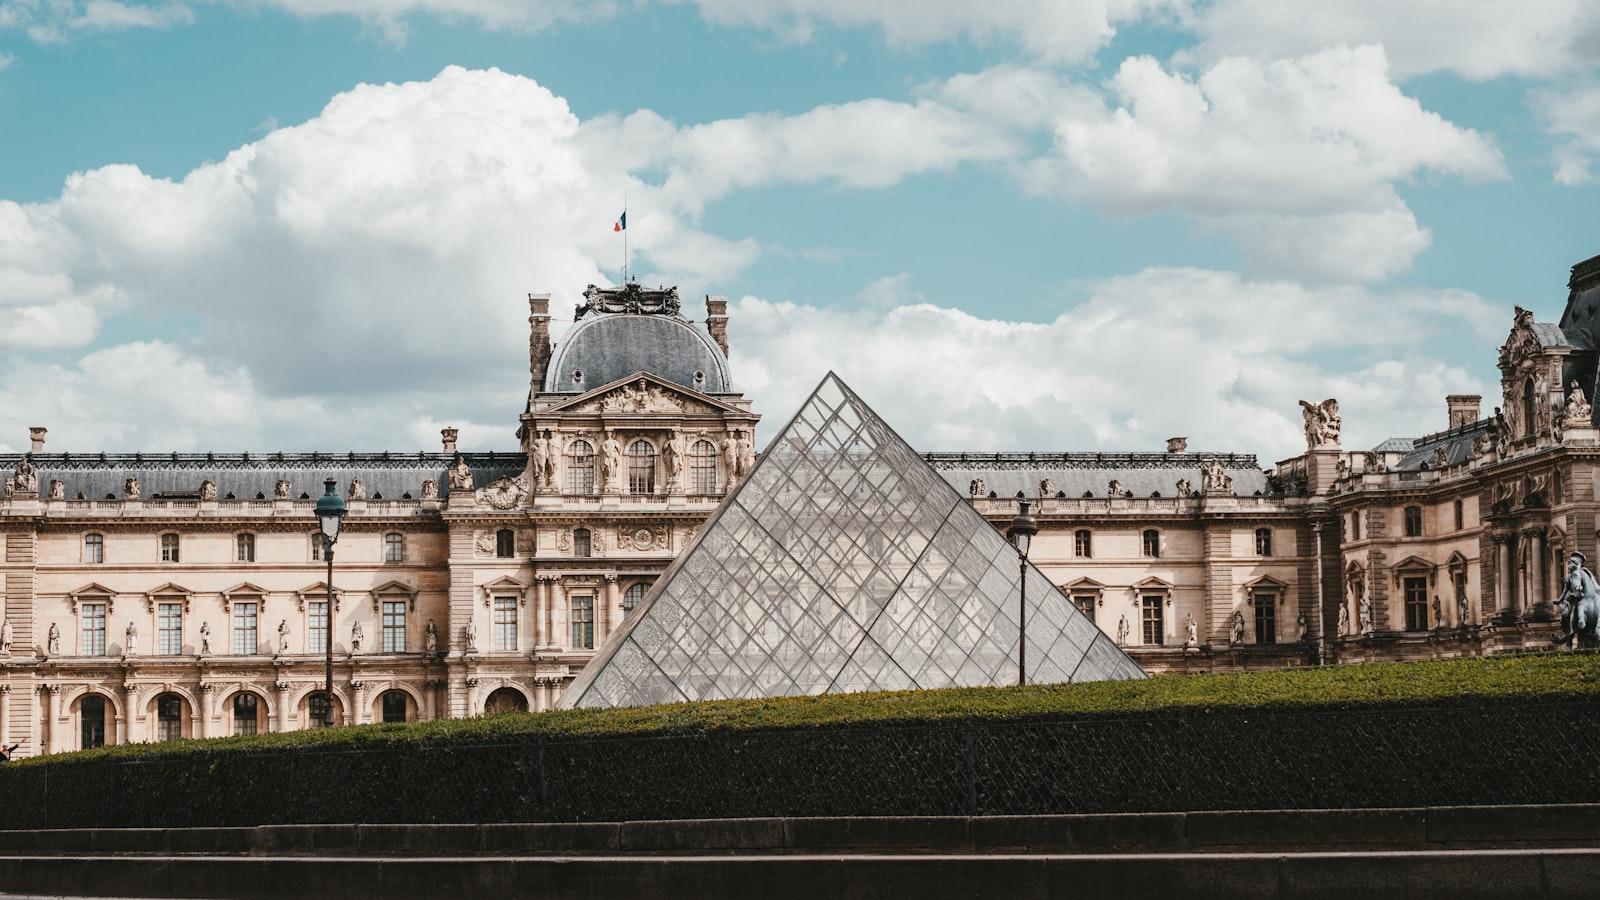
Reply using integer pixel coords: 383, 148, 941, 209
634, 528, 653, 547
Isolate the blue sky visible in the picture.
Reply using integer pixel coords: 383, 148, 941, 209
1, 1, 1597, 460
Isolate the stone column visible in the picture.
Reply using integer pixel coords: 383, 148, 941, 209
0, 685, 10, 750
43, 685, 61, 755
351, 681, 369, 724
545, 579, 560, 650
274, 681, 291, 732
602, 574, 619, 645
120, 683, 136, 744
1496, 535, 1516, 621
1530, 528, 1555, 621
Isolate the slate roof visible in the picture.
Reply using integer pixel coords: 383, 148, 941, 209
1390, 420, 1492, 472
0, 452, 525, 501
1370, 438, 1415, 453
920, 452, 1271, 497
543, 312, 731, 395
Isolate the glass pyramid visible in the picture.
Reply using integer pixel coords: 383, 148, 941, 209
562, 373, 1145, 709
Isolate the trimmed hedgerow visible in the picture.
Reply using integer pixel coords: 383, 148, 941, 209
2, 653, 1597, 827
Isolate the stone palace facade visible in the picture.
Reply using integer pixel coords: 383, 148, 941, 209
3, 255, 1598, 755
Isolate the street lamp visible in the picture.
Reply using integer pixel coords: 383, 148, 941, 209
314, 478, 346, 726
1006, 498, 1039, 687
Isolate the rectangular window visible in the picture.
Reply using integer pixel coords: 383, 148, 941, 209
84, 533, 104, 564
1454, 499, 1465, 531
1404, 506, 1423, 538
493, 596, 518, 651
573, 529, 591, 558
1350, 511, 1361, 542
81, 601, 107, 656
1074, 530, 1092, 558
569, 594, 595, 649
1253, 592, 1277, 645
1072, 594, 1095, 623
1255, 528, 1272, 556
384, 533, 405, 563
232, 601, 258, 655
382, 600, 407, 653
1140, 595, 1164, 646
308, 601, 328, 654
1404, 576, 1429, 631
1142, 530, 1161, 558
157, 602, 183, 655
236, 533, 255, 563
160, 533, 180, 562
311, 534, 324, 561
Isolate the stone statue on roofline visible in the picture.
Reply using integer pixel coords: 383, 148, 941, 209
199, 479, 217, 501
1201, 459, 1233, 495
47, 479, 63, 500
7, 457, 37, 496
1298, 398, 1342, 450
123, 477, 140, 500
447, 453, 474, 492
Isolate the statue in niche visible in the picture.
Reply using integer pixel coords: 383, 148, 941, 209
1230, 610, 1245, 645
198, 621, 211, 655
420, 479, 438, 501
539, 432, 558, 488
47, 622, 61, 657
721, 432, 739, 482
464, 619, 478, 653
277, 619, 291, 655
125, 622, 138, 656
123, 477, 140, 500
737, 431, 755, 477
1116, 615, 1129, 647
199, 479, 217, 501
47, 479, 63, 501
424, 620, 438, 654
1536, 370, 1552, 435
1, 619, 12, 654
1359, 595, 1374, 635
1457, 586, 1470, 629
1297, 614, 1310, 643
1432, 596, 1443, 629
447, 454, 474, 491
601, 432, 624, 493
1337, 604, 1350, 638
530, 432, 553, 490
1183, 614, 1198, 648
275, 479, 291, 500
663, 433, 686, 492
7, 457, 37, 495
1298, 398, 1342, 449
350, 621, 364, 654
348, 478, 366, 501
1552, 552, 1600, 649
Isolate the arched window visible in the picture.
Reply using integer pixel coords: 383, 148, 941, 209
484, 687, 528, 715
573, 528, 591, 559
380, 691, 408, 724
495, 528, 516, 558
1142, 529, 1161, 559
1522, 378, 1536, 438
565, 440, 596, 495
1254, 527, 1272, 557
80, 694, 107, 749
308, 691, 334, 728
689, 439, 718, 494
628, 440, 656, 495
156, 693, 183, 741
160, 532, 180, 563
235, 532, 255, 563
1403, 505, 1423, 537
622, 582, 648, 612
384, 532, 405, 563
1073, 529, 1092, 558
84, 533, 104, 564
232, 693, 260, 736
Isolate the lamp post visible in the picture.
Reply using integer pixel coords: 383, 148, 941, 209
314, 479, 346, 726
1007, 499, 1038, 687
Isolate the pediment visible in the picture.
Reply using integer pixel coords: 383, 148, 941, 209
221, 582, 268, 597
540, 372, 745, 418
1132, 575, 1173, 592
144, 582, 192, 598
1063, 576, 1106, 591
1243, 574, 1289, 590
372, 579, 418, 597
69, 582, 117, 598
482, 575, 528, 592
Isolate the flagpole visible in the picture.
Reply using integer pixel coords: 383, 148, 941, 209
623, 202, 630, 284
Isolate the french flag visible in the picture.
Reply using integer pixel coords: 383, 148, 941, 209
614, 211, 626, 232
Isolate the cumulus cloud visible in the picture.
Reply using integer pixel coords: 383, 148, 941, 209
1177, 0, 1600, 81
733, 269, 1501, 461
1537, 84, 1600, 184
1, 0, 193, 43
958, 47, 1507, 281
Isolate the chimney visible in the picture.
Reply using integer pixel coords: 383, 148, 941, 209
1166, 436, 1187, 453
28, 427, 45, 454
705, 294, 729, 356
441, 427, 459, 455
1446, 395, 1481, 430
528, 293, 552, 389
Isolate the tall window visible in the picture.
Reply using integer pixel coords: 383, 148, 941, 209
1350, 511, 1361, 541
81, 601, 107, 656
1253, 592, 1277, 644
689, 439, 718, 494
565, 439, 595, 494
383, 532, 405, 563
381, 600, 406, 653
84, 533, 104, 564
1522, 378, 1536, 438
1403, 506, 1423, 537
232, 694, 258, 736
80, 695, 106, 749
1072, 594, 1095, 622
1404, 575, 1429, 631
495, 528, 515, 558
1453, 499, 1465, 531
311, 532, 324, 561
380, 691, 407, 724
235, 533, 255, 563
573, 528, 591, 558
160, 532, 180, 563
1454, 571, 1468, 622
622, 582, 647, 612
308, 692, 332, 728
157, 602, 183, 655
1074, 529, 1092, 558
156, 694, 182, 741
1142, 529, 1161, 558
570, 594, 595, 649
1254, 527, 1272, 556
232, 601, 258, 654
307, 601, 327, 654
1140, 595, 1164, 646
628, 440, 656, 495
493, 596, 518, 651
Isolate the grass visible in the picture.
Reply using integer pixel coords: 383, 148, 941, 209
18, 651, 1600, 768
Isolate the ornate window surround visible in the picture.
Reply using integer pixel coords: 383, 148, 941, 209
371, 580, 419, 614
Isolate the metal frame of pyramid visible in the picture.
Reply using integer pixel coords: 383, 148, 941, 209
562, 372, 1145, 709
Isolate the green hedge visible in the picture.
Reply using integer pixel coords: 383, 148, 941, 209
3, 653, 1598, 827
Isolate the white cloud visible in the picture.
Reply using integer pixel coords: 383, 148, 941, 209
1177, 0, 1600, 81
966, 47, 1507, 281
1538, 84, 1600, 184
2, 0, 193, 42
733, 269, 1501, 461
0, 52, 15, 70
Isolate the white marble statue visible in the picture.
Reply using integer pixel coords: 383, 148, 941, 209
1116, 614, 1129, 647
1337, 604, 1350, 637
1184, 614, 1198, 648
464, 619, 478, 653
198, 621, 211, 655
601, 433, 624, 493
47, 622, 60, 657
425, 620, 438, 653
277, 619, 291, 655
1, 619, 12, 654
1230, 610, 1245, 645
350, 621, 364, 653
125, 622, 138, 656
1359, 595, 1374, 635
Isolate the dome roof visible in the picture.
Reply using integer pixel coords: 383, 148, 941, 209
543, 312, 731, 394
